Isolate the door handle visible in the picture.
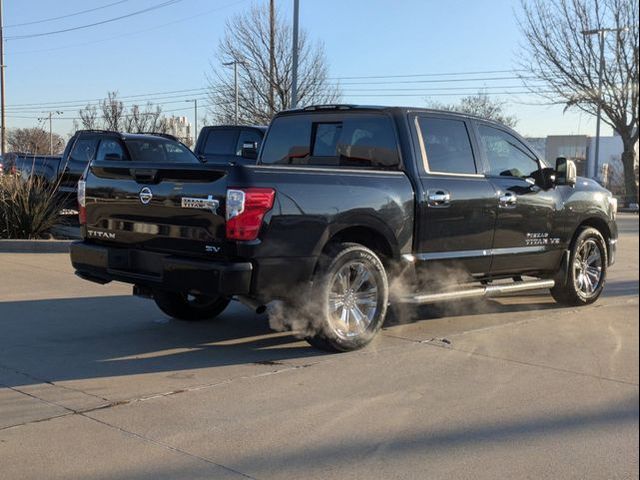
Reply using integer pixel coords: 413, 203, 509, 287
426, 190, 451, 207
498, 191, 517, 208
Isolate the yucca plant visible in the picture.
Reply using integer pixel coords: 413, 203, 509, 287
0, 174, 69, 239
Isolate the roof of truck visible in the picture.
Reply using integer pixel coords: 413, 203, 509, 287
280, 104, 510, 128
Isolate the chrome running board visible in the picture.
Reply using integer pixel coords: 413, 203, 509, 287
399, 279, 555, 305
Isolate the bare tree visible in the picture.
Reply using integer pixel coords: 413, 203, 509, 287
76, 93, 185, 142
207, 3, 341, 125
100, 91, 125, 131
427, 92, 519, 128
78, 104, 99, 130
7, 127, 65, 154
518, 0, 639, 203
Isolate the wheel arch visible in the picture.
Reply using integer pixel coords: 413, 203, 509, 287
572, 215, 612, 259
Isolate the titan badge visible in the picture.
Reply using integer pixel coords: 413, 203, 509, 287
181, 195, 220, 214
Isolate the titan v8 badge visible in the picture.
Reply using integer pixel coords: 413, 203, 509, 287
181, 195, 219, 214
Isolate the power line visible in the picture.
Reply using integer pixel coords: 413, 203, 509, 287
6, 71, 547, 109
5, 1, 129, 28
5, 0, 183, 40
327, 69, 527, 80
7, 0, 249, 54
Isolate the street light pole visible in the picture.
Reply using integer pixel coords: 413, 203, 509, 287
223, 61, 239, 125
39, 111, 63, 154
0, 0, 6, 156
290, 0, 300, 109
581, 26, 628, 180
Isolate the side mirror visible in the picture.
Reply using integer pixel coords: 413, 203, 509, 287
241, 141, 258, 160
555, 157, 577, 187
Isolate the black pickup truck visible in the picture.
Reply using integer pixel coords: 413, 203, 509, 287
14, 130, 190, 210
70, 105, 618, 352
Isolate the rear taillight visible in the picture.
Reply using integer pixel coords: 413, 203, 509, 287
225, 188, 275, 241
78, 179, 87, 225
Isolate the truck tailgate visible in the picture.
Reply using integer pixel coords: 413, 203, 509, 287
84, 161, 231, 258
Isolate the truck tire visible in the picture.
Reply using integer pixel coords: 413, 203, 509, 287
551, 227, 608, 306
153, 291, 230, 321
305, 243, 389, 352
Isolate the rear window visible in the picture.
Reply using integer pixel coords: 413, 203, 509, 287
125, 139, 198, 163
203, 129, 238, 156
260, 113, 399, 168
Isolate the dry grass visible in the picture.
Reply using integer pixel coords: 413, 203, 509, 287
0, 174, 69, 239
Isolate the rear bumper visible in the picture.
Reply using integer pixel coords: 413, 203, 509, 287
70, 242, 252, 296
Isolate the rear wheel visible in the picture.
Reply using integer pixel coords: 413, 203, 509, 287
305, 243, 389, 352
153, 291, 230, 321
551, 227, 607, 306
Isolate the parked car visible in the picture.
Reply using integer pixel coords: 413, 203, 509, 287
14, 130, 189, 210
193, 125, 267, 164
70, 105, 618, 352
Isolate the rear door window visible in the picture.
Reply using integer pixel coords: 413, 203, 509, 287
417, 117, 477, 175
260, 113, 399, 168
203, 129, 239, 156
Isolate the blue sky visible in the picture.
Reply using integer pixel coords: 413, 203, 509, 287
4, 0, 605, 138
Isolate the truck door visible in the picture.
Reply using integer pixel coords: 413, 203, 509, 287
413, 114, 497, 276
474, 122, 564, 275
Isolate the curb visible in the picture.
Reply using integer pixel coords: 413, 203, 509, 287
0, 240, 74, 253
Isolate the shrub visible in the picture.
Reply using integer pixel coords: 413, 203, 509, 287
0, 174, 69, 239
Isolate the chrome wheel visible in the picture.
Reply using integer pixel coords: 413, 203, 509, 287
573, 239, 603, 297
327, 261, 379, 339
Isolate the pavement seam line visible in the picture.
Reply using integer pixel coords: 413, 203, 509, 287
0, 362, 111, 402
81, 413, 260, 480
0, 363, 316, 432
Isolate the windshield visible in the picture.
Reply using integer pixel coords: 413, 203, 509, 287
125, 138, 198, 163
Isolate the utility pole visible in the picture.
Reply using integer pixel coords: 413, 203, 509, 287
290, 0, 299, 109
269, 0, 275, 116
581, 26, 628, 179
0, 0, 6, 156
39, 111, 63, 154
222, 61, 239, 125
185, 99, 198, 144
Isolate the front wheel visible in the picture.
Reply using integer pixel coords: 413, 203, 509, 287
551, 227, 608, 306
153, 291, 230, 321
305, 243, 389, 352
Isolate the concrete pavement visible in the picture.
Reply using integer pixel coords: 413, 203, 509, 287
1, 214, 638, 479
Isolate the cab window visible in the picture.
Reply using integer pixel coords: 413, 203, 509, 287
235, 129, 263, 156
69, 138, 98, 163
96, 138, 128, 161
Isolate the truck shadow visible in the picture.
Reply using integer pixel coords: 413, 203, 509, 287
0, 295, 322, 388
0, 278, 634, 388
